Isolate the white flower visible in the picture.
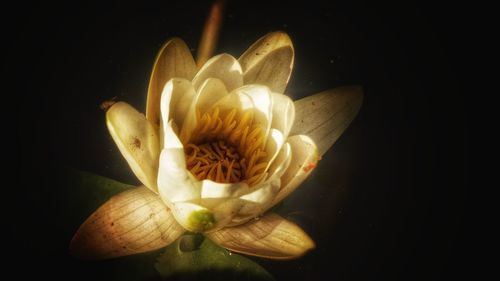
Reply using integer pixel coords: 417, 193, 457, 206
71, 32, 363, 260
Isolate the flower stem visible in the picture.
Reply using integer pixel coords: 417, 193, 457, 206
197, 0, 226, 68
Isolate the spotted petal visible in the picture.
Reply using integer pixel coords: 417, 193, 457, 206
239, 31, 294, 93
106, 102, 160, 192
70, 186, 184, 260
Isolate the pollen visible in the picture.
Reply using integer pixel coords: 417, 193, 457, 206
184, 107, 268, 186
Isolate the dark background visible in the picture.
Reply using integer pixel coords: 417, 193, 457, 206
11, 0, 468, 280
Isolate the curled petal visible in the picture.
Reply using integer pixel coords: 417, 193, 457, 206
192, 54, 243, 92
147, 38, 197, 129
207, 212, 315, 259
266, 135, 319, 211
106, 102, 160, 192
239, 31, 294, 93
70, 186, 184, 260
291, 86, 363, 155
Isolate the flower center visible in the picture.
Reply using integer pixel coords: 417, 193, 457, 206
184, 107, 268, 186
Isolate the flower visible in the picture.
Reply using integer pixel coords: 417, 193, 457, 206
70, 31, 363, 260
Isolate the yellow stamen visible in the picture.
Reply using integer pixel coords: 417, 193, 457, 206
184, 106, 269, 186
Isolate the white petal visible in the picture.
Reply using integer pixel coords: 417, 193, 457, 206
270, 92, 295, 139
192, 54, 243, 92
146, 38, 196, 129
178, 78, 229, 143
222, 85, 273, 144
265, 135, 319, 212
239, 31, 294, 93
194, 78, 229, 115
157, 121, 200, 204
254, 129, 285, 184
106, 102, 160, 192
207, 213, 315, 259
160, 78, 196, 133
238, 179, 280, 215
190, 84, 273, 145
291, 86, 363, 155
211, 85, 255, 112
200, 180, 249, 199
70, 186, 185, 260
228, 143, 291, 226
266, 141, 292, 180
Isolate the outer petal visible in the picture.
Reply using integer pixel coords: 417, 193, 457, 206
238, 31, 294, 93
291, 86, 363, 155
265, 135, 319, 211
146, 38, 197, 129
192, 54, 243, 92
70, 186, 184, 260
106, 102, 160, 192
207, 213, 315, 259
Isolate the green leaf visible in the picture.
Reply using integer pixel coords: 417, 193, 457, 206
155, 234, 275, 281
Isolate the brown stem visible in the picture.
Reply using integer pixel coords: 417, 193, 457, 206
196, 0, 227, 68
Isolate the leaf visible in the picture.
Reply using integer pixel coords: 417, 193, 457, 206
155, 234, 275, 281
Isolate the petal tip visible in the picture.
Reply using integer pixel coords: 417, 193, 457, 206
68, 224, 107, 260
340, 85, 364, 111
267, 30, 292, 44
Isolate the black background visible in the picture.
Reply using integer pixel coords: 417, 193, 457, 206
10, 0, 468, 280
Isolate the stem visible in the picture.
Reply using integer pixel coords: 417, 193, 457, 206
197, 0, 226, 68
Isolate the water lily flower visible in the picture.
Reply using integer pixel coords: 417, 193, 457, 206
70, 31, 363, 260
